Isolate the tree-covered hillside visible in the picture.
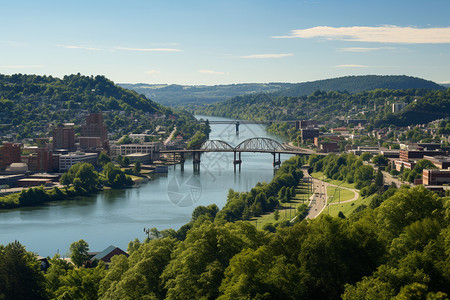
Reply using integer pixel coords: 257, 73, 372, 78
2, 155, 450, 299
192, 88, 450, 127
118, 82, 294, 106
277, 75, 445, 97
0, 73, 205, 140
121, 75, 444, 107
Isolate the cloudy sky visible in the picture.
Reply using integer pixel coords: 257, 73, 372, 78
1, 0, 449, 85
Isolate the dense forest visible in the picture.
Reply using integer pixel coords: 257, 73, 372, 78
119, 82, 294, 105
2, 156, 450, 299
192, 88, 450, 127
276, 75, 445, 97
122, 75, 444, 106
0, 73, 206, 140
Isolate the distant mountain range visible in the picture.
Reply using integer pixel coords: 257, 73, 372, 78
275, 75, 445, 97
118, 83, 293, 106
120, 75, 445, 106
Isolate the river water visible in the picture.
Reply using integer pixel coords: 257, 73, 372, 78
0, 116, 291, 256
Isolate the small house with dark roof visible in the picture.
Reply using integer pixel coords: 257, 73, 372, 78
90, 245, 128, 264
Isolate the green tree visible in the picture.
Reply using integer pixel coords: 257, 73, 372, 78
0, 241, 47, 300
74, 163, 99, 190
375, 169, 384, 187
360, 152, 372, 162
98, 153, 111, 166
372, 154, 388, 166
274, 209, 280, 221
133, 161, 141, 175
69, 239, 90, 267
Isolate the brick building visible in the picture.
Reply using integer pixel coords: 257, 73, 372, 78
0, 143, 22, 170
423, 169, 450, 185
300, 128, 319, 143
80, 112, 109, 150
52, 124, 75, 151
25, 147, 59, 172
399, 150, 446, 162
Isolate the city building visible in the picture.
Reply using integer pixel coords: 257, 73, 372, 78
80, 112, 109, 150
0, 142, 22, 170
297, 120, 319, 129
25, 147, 59, 173
423, 169, 450, 185
319, 142, 339, 153
124, 153, 151, 164
110, 143, 160, 161
300, 128, 319, 143
331, 127, 349, 135
422, 156, 450, 169
399, 150, 446, 162
52, 123, 75, 151
59, 152, 98, 172
392, 102, 406, 113
79, 137, 103, 150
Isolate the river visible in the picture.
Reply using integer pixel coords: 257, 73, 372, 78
0, 115, 291, 256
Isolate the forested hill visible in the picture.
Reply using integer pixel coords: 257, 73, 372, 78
0, 73, 201, 140
118, 82, 294, 106
121, 75, 443, 106
277, 75, 445, 97
193, 88, 450, 127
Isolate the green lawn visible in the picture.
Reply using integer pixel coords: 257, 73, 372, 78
310, 171, 356, 189
326, 186, 356, 203
250, 180, 310, 229
325, 194, 375, 218
252, 202, 301, 229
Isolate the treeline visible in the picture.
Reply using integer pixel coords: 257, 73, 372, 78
192, 87, 449, 128
277, 75, 444, 97
216, 156, 303, 222
0, 161, 133, 209
3, 184, 450, 299
0, 73, 207, 140
309, 153, 385, 197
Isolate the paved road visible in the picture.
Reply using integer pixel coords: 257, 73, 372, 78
327, 183, 359, 205
306, 178, 328, 219
299, 168, 328, 219
302, 169, 361, 219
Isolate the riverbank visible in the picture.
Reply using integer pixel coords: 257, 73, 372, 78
0, 115, 292, 257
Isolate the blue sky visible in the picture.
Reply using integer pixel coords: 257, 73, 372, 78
1, 0, 449, 85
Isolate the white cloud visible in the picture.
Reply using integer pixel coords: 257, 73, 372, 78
1, 65, 44, 69
115, 47, 182, 52
145, 70, 160, 75
240, 53, 294, 59
61, 45, 101, 51
198, 69, 227, 75
338, 47, 386, 52
273, 26, 450, 44
335, 64, 370, 68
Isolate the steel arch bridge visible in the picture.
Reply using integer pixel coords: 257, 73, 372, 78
198, 140, 234, 151
193, 137, 286, 152
235, 137, 285, 152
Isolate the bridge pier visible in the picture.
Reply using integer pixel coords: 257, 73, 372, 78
193, 152, 201, 172
272, 152, 281, 168
233, 151, 242, 172
235, 121, 240, 133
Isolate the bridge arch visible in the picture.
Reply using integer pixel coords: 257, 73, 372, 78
194, 140, 234, 151
235, 137, 285, 152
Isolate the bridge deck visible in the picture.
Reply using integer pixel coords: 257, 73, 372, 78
160, 149, 322, 155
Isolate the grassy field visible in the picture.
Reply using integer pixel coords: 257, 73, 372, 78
325, 194, 375, 218
326, 186, 356, 203
250, 181, 311, 229
310, 171, 356, 189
